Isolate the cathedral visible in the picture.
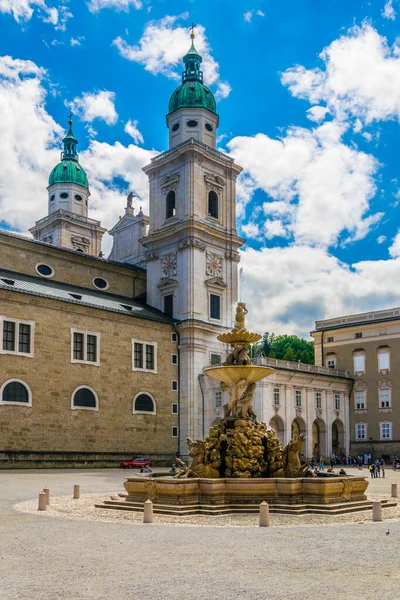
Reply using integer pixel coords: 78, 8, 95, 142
0, 33, 245, 466
0, 34, 355, 467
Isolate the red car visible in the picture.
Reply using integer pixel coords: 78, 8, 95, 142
120, 457, 152, 469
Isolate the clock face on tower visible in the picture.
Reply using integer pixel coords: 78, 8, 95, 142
161, 252, 177, 277
206, 251, 223, 277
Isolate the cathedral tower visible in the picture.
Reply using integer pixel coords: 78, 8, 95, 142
30, 116, 106, 255
142, 32, 245, 446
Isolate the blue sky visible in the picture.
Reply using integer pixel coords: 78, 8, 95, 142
2, 0, 400, 336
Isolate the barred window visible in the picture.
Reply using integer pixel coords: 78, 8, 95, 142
1, 380, 30, 404
273, 388, 280, 405
72, 387, 98, 410
134, 393, 155, 413
1, 318, 33, 356
132, 340, 157, 372
210, 294, 221, 320
72, 330, 99, 364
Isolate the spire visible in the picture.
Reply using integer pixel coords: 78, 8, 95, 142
182, 24, 203, 83
61, 113, 79, 162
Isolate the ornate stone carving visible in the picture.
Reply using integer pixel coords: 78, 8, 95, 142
161, 173, 180, 189
295, 406, 303, 417
178, 238, 206, 251
204, 173, 225, 190
225, 250, 241, 262
377, 377, 392, 389
354, 380, 367, 391
71, 235, 90, 252
206, 251, 223, 277
316, 408, 323, 418
161, 252, 177, 277
144, 251, 159, 262
273, 404, 280, 413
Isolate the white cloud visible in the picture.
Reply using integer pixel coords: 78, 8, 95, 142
70, 36, 85, 47
241, 222, 260, 239
383, 0, 396, 20
0, 54, 155, 254
240, 246, 400, 337
282, 24, 400, 125
256, 10, 265, 17
0, 0, 59, 23
228, 120, 378, 246
113, 14, 231, 98
88, 0, 142, 12
124, 119, 144, 144
244, 10, 253, 22
306, 105, 329, 122
67, 90, 118, 125
264, 219, 289, 239
377, 235, 387, 244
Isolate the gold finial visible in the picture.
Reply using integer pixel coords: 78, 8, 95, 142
189, 22, 196, 39
68, 111, 73, 126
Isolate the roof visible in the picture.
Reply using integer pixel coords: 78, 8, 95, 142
168, 80, 216, 115
0, 268, 173, 325
0, 229, 146, 274
313, 306, 400, 332
49, 160, 89, 189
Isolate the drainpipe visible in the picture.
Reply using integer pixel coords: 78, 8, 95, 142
173, 322, 181, 456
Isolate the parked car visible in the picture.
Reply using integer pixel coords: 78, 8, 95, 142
120, 457, 152, 469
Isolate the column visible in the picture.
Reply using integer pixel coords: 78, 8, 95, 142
285, 385, 293, 445
306, 388, 314, 458
325, 390, 333, 458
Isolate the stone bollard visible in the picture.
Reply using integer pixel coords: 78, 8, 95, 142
259, 501, 270, 527
391, 483, 398, 498
73, 484, 80, 499
43, 487, 50, 506
38, 492, 47, 511
372, 500, 383, 522
143, 499, 154, 523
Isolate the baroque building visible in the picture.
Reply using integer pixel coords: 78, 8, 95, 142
312, 307, 400, 460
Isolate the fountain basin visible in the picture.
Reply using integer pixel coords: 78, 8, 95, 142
203, 365, 275, 384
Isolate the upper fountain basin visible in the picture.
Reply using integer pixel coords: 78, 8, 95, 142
203, 365, 275, 384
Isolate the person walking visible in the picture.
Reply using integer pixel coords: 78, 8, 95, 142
319, 457, 325, 471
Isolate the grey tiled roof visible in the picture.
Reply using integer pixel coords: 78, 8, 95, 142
0, 268, 173, 325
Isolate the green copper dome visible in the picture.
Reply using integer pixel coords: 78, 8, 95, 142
49, 117, 89, 189
168, 35, 217, 115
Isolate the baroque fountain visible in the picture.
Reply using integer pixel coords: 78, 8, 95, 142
98, 304, 371, 515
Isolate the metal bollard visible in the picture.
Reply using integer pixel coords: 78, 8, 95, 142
73, 484, 80, 499
43, 487, 50, 506
259, 501, 270, 527
143, 499, 154, 523
391, 483, 398, 498
372, 500, 383, 522
38, 492, 47, 511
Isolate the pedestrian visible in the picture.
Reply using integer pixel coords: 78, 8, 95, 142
376, 460, 381, 478
319, 457, 325, 470
311, 457, 316, 469
369, 464, 375, 478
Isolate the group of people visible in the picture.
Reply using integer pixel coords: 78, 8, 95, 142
369, 459, 385, 478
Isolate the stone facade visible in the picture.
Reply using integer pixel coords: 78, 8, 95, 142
201, 357, 353, 460
0, 237, 178, 466
312, 308, 400, 459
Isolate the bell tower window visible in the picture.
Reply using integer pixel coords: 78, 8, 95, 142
166, 191, 176, 219
208, 191, 218, 219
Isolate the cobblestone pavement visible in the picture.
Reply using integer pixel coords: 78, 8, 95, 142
1, 467, 400, 600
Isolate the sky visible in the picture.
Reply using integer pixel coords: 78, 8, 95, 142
2, 0, 400, 337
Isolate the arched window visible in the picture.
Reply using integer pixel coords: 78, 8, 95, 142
166, 191, 176, 219
71, 386, 98, 411
133, 393, 156, 414
208, 191, 218, 219
0, 379, 32, 406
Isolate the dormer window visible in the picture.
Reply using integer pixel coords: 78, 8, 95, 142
166, 191, 176, 219
208, 191, 218, 219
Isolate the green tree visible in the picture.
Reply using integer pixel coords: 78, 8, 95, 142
250, 334, 314, 364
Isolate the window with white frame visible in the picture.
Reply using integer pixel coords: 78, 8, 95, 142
380, 422, 392, 440
356, 423, 366, 440
379, 388, 391, 408
353, 352, 365, 374
133, 393, 156, 414
295, 390, 302, 407
327, 358, 336, 368
172, 380, 178, 391
171, 353, 178, 365
171, 332, 177, 343
71, 386, 98, 411
316, 392, 322, 409
1, 317, 34, 357
0, 379, 32, 406
355, 390, 366, 410
71, 330, 100, 365
172, 426, 178, 438
334, 394, 341, 410
215, 390, 222, 408
273, 388, 280, 405
378, 349, 390, 371
172, 403, 178, 414
132, 340, 157, 373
